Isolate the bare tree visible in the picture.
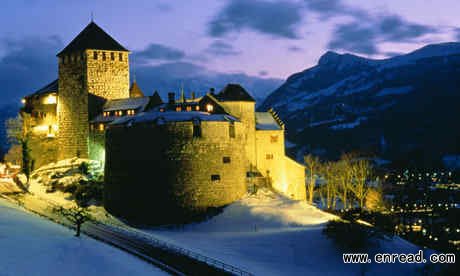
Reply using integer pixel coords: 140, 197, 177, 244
53, 206, 91, 237
320, 162, 339, 210
337, 154, 354, 210
304, 154, 321, 204
350, 159, 372, 208
6, 115, 32, 181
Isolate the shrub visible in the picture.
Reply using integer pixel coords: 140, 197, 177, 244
323, 220, 383, 252
78, 162, 89, 175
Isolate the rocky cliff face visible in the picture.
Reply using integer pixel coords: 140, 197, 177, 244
260, 43, 460, 168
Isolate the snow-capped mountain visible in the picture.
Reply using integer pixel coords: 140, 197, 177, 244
260, 42, 460, 167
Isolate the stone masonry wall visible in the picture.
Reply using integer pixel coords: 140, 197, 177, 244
219, 102, 256, 168
85, 50, 129, 100
104, 120, 246, 224
57, 52, 88, 159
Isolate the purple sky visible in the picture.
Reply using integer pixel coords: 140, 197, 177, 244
0, 0, 459, 105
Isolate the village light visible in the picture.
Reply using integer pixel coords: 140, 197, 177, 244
206, 104, 214, 113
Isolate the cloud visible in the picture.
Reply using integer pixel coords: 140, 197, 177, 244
134, 61, 282, 103
0, 36, 61, 106
455, 28, 460, 41
328, 15, 437, 55
208, 0, 304, 39
287, 46, 303, 52
206, 40, 241, 56
132, 43, 185, 63
258, 70, 269, 76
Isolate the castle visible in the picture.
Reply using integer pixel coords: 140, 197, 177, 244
20, 22, 306, 223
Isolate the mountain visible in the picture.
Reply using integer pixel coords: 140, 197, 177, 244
260, 42, 460, 168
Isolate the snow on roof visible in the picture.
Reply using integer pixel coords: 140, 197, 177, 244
111, 111, 238, 126
103, 97, 150, 112
255, 112, 282, 130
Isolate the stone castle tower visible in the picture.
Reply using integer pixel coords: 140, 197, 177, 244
57, 22, 130, 159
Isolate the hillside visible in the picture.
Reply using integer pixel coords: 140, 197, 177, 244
260, 42, 460, 168
0, 198, 166, 276
143, 189, 427, 275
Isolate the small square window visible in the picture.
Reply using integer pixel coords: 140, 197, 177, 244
270, 135, 278, 143
211, 174, 220, 181
223, 157, 231, 163
266, 154, 274, 160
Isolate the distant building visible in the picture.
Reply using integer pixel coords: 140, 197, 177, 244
18, 21, 306, 223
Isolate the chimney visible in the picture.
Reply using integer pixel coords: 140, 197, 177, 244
191, 91, 196, 100
209, 88, 215, 95
168, 92, 175, 104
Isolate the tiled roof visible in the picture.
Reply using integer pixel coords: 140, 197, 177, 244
216, 84, 255, 102
57, 22, 128, 57
27, 79, 58, 98
255, 112, 282, 130
111, 111, 238, 126
103, 97, 150, 112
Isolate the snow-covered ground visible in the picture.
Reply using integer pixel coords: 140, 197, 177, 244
142, 190, 428, 275
0, 198, 166, 276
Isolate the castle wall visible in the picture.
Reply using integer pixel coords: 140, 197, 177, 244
85, 50, 129, 100
89, 129, 105, 165
104, 120, 246, 224
57, 53, 88, 159
283, 156, 307, 200
218, 102, 256, 168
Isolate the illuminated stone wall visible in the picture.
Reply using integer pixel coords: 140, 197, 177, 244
21, 94, 58, 169
57, 52, 88, 159
218, 101, 256, 168
85, 50, 129, 100
283, 156, 306, 200
57, 50, 129, 161
255, 129, 306, 200
104, 120, 246, 224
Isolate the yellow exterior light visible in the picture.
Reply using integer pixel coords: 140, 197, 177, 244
44, 94, 57, 104
21, 98, 26, 105
206, 104, 214, 113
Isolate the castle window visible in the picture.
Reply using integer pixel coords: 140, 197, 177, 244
193, 118, 201, 138
270, 135, 278, 143
103, 111, 110, 117
206, 104, 214, 113
211, 174, 221, 181
229, 122, 235, 138
102, 52, 106, 61
195, 106, 200, 111
127, 110, 135, 116
160, 108, 165, 112
93, 52, 98, 60
110, 52, 115, 61
98, 124, 105, 131
176, 106, 182, 112
186, 106, 192, 112
115, 110, 123, 116
223, 157, 231, 164
266, 153, 274, 160
119, 53, 123, 61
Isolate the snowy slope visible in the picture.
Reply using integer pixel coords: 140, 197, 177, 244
0, 198, 166, 276
142, 190, 426, 275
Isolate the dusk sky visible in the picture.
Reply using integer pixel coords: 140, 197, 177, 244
1, 0, 460, 105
